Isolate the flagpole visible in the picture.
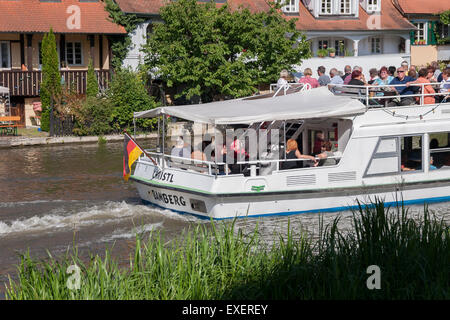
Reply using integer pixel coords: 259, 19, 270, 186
124, 130, 159, 167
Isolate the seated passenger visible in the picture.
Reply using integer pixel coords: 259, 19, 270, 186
312, 131, 324, 155
277, 69, 289, 90
316, 141, 337, 166
171, 137, 191, 164
298, 68, 319, 89
430, 156, 437, 171
281, 139, 316, 170
191, 142, 206, 162
406, 68, 435, 105
388, 67, 418, 107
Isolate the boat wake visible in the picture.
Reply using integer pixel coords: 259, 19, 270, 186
0, 200, 198, 237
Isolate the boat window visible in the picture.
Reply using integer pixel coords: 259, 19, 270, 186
365, 135, 424, 176
401, 135, 423, 172
365, 137, 399, 176
429, 132, 450, 170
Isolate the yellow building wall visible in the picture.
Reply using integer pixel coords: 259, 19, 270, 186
411, 45, 438, 67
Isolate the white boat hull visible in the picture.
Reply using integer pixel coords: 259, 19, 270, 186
132, 173, 450, 220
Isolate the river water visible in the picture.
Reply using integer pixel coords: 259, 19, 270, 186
0, 140, 449, 298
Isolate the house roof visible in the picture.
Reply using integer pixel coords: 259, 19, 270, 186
0, 0, 126, 34
113, 0, 414, 32
395, 0, 450, 15
294, 0, 414, 31
114, 0, 165, 15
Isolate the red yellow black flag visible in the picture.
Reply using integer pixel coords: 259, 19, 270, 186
123, 132, 143, 181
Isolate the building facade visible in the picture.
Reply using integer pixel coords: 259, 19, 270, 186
0, 0, 126, 126
116, 0, 416, 78
394, 0, 450, 66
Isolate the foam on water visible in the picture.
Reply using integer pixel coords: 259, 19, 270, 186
99, 222, 164, 242
0, 200, 198, 237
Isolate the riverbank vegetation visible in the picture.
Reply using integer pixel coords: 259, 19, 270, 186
5, 200, 449, 300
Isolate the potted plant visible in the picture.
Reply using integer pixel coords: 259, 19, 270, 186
328, 47, 336, 58
317, 49, 328, 58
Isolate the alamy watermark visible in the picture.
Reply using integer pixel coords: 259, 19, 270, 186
66, 5, 81, 30
366, 265, 381, 290
66, 264, 81, 290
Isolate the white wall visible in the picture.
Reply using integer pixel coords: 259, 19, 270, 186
123, 21, 151, 71
438, 45, 450, 61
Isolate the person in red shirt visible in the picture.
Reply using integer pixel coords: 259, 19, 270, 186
299, 68, 319, 88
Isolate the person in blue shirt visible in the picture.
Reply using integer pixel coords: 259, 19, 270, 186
387, 66, 419, 107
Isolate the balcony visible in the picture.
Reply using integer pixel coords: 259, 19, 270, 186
0, 70, 111, 97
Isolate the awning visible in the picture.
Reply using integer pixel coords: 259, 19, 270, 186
134, 87, 366, 125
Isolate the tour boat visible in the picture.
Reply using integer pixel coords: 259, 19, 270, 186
129, 83, 450, 220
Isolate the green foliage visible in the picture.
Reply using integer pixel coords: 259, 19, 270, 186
5, 200, 449, 300
104, 0, 144, 69
86, 59, 99, 98
317, 49, 328, 57
40, 28, 62, 132
72, 96, 113, 136
440, 10, 450, 25
107, 69, 158, 131
436, 10, 450, 45
143, 0, 310, 102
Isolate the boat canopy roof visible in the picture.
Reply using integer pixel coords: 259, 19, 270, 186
134, 87, 366, 125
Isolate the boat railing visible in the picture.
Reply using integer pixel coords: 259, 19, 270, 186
328, 82, 450, 109
139, 150, 342, 177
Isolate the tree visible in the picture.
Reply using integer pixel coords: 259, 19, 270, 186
86, 59, 99, 98
108, 68, 158, 131
40, 28, 62, 132
143, 0, 310, 102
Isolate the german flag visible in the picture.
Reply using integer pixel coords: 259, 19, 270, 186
123, 132, 143, 181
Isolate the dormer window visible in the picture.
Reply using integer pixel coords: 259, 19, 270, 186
340, 0, 351, 14
320, 0, 332, 14
278, 0, 299, 14
367, 0, 380, 12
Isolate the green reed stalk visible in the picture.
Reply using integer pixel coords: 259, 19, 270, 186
5, 199, 449, 300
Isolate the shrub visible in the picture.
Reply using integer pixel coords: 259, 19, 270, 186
72, 96, 113, 136
107, 68, 158, 131
86, 59, 99, 98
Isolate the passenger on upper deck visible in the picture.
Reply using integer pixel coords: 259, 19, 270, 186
277, 69, 289, 90
344, 66, 365, 85
387, 66, 418, 107
317, 66, 331, 87
439, 68, 450, 102
348, 70, 366, 86
373, 67, 394, 97
299, 68, 319, 88
406, 68, 436, 105
341, 65, 352, 81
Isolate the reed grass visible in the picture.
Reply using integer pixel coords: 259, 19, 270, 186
5, 199, 449, 300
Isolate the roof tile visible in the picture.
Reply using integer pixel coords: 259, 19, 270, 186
0, 0, 126, 34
